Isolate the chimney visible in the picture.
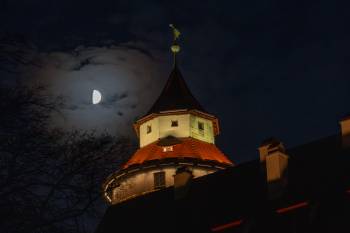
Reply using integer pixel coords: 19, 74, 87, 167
174, 166, 193, 200
340, 116, 350, 147
258, 138, 289, 199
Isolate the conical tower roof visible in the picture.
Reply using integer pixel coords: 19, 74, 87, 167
147, 65, 205, 115
103, 25, 233, 206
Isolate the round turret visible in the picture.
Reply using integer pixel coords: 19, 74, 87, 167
103, 26, 233, 205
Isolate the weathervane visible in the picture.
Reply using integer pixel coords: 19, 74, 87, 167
169, 24, 181, 65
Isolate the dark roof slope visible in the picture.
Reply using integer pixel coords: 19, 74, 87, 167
96, 134, 350, 233
147, 66, 205, 115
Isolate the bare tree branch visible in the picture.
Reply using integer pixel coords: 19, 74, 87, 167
0, 85, 132, 233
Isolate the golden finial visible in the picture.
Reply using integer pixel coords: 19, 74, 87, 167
169, 24, 181, 54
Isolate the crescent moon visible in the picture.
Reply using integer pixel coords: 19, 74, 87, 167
92, 90, 102, 104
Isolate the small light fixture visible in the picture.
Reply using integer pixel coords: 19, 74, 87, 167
162, 146, 173, 152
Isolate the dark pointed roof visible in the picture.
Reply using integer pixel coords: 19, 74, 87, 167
147, 66, 205, 115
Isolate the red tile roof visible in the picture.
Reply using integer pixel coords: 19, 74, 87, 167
123, 138, 233, 169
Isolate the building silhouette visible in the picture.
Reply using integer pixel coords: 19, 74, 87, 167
96, 28, 350, 233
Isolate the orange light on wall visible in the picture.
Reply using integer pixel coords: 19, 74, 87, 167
276, 201, 309, 214
211, 219, 243, 232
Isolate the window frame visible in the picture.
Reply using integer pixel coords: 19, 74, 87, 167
146, 125, 152, 134
171, 120, 178, 127
198, 121, 204, 131
153, 171, 166, 189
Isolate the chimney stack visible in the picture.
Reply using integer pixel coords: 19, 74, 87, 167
340, 116, 350, 147
258, 138, 289, 199
174, 166, 193, 199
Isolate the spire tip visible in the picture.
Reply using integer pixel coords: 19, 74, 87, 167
169, 24, 181, 66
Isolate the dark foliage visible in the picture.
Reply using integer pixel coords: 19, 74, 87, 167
0, 85, 132, 233
0, 34, 40, 74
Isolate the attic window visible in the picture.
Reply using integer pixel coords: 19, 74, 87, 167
198, 122, 204, 131
162, 146, 173, 152
147, 125, 152, 134
153, 171, 166, 189
171, 120, 178, 127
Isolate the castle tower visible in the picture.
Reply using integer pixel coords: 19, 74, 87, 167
103, 26, 233, 204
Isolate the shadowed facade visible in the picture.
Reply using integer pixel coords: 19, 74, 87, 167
96, 27, 350, 233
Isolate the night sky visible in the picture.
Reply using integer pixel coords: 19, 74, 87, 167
1, 0, 349, 163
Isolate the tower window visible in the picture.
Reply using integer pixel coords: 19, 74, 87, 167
153, 171, 166, 189
162, 146, 173, 152
171, 120, 178, 127
147, 125, 152, 134
198, 122, 204, 131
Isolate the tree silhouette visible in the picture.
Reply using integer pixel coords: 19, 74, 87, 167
0, 34, 40, 74
0, 85, 131, 233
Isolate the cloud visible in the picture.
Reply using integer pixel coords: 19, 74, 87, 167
24, 44, 167, 137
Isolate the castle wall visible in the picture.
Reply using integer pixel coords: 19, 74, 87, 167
110, 166, 216, 204
139, 114, 215, 147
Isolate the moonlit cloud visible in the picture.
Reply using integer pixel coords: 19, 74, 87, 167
2, 0, 349, 162
24, 44, 167, 137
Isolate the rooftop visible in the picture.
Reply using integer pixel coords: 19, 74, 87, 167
122, 137, 233, 169
96, 134, 350, 233
146, 65, 205, 115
